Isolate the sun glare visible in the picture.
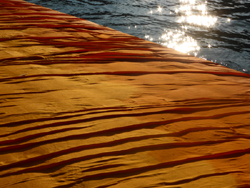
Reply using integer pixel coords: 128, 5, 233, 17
161, 30, 200, 54
157, 6, 162, 13
161, 0, 217, 54
144, 0, 221, 56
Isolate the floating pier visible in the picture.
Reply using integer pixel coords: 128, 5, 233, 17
1, 0, 250, 187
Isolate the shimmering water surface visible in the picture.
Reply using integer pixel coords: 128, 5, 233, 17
26, 0, 250, 73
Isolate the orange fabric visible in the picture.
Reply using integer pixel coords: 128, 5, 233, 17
0, 0, 250, 187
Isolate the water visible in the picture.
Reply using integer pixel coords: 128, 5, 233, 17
25, 0, 250, 73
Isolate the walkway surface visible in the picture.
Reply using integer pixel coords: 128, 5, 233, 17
1, 0, 250, 187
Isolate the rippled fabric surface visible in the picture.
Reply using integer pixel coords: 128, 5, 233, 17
25, 0, 250, 73
1, 0, 250, 187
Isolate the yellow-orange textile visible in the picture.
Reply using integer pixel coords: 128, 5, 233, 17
0, 0, 250, 187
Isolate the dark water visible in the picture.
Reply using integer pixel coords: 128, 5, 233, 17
26, 0, 250, 73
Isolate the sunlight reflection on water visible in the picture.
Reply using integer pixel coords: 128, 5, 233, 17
145, 0, 220, 56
